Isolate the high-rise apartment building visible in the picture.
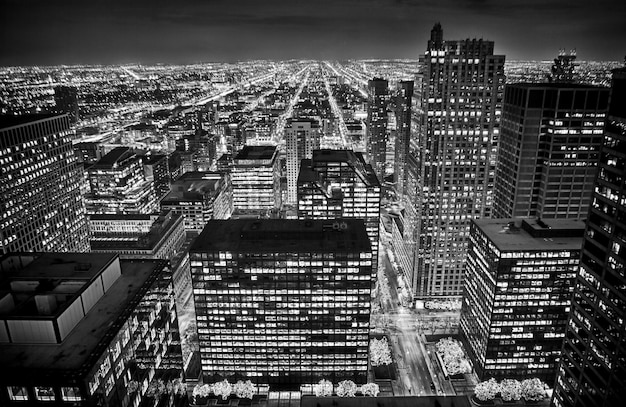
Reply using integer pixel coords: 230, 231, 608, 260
460, 218, 584, 383
232, 146, 280, 214
160, 171, 232, 234
0, 253, 183, 406
411, 23, 505, 298
286, 118, 321, 204
493, 84, 609, 220
393, 80, 414, 197
0, 114, 90, 254
552, 68, 626, 407
190, 219, 372, 387
297, 150, 381, 271
366, 78, 389, 181
85, 147, 157, 215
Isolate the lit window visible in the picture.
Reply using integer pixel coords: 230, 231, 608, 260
61, 387, 82, 401
35, 386, 55, 401
8, 386, 28, 401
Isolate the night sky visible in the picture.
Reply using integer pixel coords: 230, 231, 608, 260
1, 0, 624, 66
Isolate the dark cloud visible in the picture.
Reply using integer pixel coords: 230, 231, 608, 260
0, 0, 624, 65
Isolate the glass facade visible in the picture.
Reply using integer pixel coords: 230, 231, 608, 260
552, 68, 626, 407
366, 78, 389, 181
0, 114, 90, 254
232, 146, 280, 212
286, 119, 320, 204
190, 219, 372, 387
460, 219, 583, 383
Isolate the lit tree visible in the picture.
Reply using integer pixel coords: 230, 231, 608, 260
520, 378, 546, 402
435, 337, 471, 375
193, 384, 212, 403
233, 380, 255, 399
145, 379, 167, 399
360, 383, 380, 397
370, 337, 393, 366
127, 380, 140, 395
212, 380, 233, 400
166, 378, 186, 397
313, 379, 333, 397
500, 379, 521, 401
336, 380, 358, 397
474, 378, 500, 402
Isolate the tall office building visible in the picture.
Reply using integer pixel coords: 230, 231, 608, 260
143, 154, 171, 201
285, 119, 321, 204
460, 218, 584, 383
552, 68, 626, 407
85, 147, 157, 215
493, 84, 609, 220
53, 86, 80, 124
190, 219, 372, 387
411, 23, 505, 299
0, 114, 89, 254
366, 78, 389, 181
297, 150, 381, 272
393, 80, 414, 197
232, 146, 280, 214
0, 253, 183, 406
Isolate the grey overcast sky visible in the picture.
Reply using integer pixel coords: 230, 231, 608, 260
0, 0, 624, 65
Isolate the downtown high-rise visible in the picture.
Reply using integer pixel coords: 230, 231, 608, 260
393, 80, 414, 197
285, 118, 321, 204
409, 23, 505, 299
551, 68, 626, 407
190, 219, 372, 387
493, 83, 609, 220
0, 114, 90, 254
366, 78, 389, 182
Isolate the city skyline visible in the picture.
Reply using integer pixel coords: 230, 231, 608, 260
1, 0, 625, 66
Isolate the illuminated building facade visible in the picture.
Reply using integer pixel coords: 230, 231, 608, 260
286, 118, 321, 204
85, 147, 157, 215
143, 154, 171, 201
53, 86, 80, 124
412, 23, 505, 298
460, 218, 584, 383
552, 68, 626, 407
393, 80, 414, 196
190, 219, 372, 387
297, 150, 381, 272
0, 114, 90, 254
160, 171, 233, 234
89, 210, 185, 260
493, 84, 609, 220
366, 78, 389, 181
0, 253, 183, 406
232, 145, 280, 213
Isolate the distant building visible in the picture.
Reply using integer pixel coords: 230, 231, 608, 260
85, 147, 157, 215
53, 86, 79, 124
409, 23, 506, 299
89, 210, 185, 260
285, 118, 321, 204
0, 114, 90, 254
297, 150, 381, 273
74, 141, 105, 164
0, 253, 183, 406
393, 80, 414, 196
460, 218, 584, 382
160, 171, 232, 234
190, 219, 372, 387
366, 78, 389, 181
493, 83, 609, 220
143, 154, 171, 201
552, 67, 626, 407
232, 145, 280, 214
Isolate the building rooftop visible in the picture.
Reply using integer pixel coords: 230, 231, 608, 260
92, 146, 134, 168
474, 218, 585, 252
308, 149, 380, 187
234, 145, 277, 161
90, 212, 182, 251
191, 219, 371, 253
0, 113, 65, 130
302, 396, 471, 407
508, 82, 608, 89
161, 172, 223, 202
0, 253, 165, 376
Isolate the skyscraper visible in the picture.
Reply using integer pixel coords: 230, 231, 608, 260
493, 83, 609, 220
411, 24, 505, 299
393, 80, 414, 197
53, 86, 80, 124
551, 68, 626, 407
366, 78, 389, 181
232, 145, 281, 214
285, 118, 321, 204
190, 219, 372, 387
0, 114, 89, 254
460, 218, 584, 383
297, 150, 381, 272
